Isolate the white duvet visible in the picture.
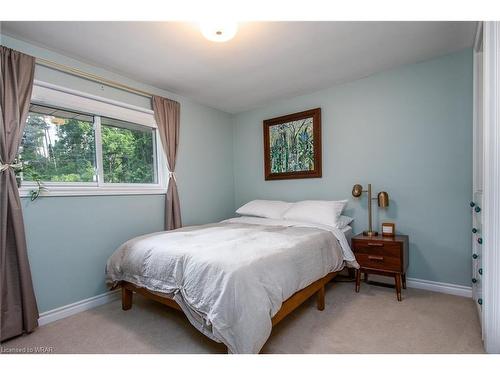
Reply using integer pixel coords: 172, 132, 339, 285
105, 217, 359, 353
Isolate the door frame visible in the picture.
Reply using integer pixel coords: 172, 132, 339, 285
482, 21, 500, 354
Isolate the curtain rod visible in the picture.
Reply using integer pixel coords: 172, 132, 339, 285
36, 57, 153, 99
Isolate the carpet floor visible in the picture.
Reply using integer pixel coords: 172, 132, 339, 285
1, 281, 484, 354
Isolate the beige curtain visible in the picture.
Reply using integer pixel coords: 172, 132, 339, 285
152, 96, 182, 230
0, 46, 39, 341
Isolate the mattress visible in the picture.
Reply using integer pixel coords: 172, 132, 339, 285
106, 217, 357, 353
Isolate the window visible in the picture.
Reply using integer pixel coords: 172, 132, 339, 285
21, 105, 97, 183
18, 83, 166, 197
100, 117, 157, 184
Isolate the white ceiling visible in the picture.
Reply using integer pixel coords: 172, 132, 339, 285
2, 21, 476, 113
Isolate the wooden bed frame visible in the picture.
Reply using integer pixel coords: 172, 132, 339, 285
120, 271, 337, 349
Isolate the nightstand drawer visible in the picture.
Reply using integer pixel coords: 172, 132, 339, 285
356, 253, 401, 272
352, 239, 401, 258
353, 233, 409, 301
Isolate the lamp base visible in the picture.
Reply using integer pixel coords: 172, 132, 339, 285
363, 230, 379, 237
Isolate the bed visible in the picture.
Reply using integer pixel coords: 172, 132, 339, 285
105, 216, 358, 353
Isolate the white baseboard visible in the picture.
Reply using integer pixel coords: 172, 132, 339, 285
36, 277, 472, 327
407, 277, 472, 298
38, 290, 120, 326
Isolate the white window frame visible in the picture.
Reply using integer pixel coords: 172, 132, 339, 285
19, 81, 168, 197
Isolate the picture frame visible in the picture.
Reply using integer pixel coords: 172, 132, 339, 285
263, 108, 322, 180
381, 222, 396, 237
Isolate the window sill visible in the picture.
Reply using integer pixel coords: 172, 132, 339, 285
18, 185, 167, 198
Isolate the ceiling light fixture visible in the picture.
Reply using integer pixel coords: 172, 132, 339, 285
199, 22, 238, 42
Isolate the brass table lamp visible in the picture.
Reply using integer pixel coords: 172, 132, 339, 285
352, 183, 389, 236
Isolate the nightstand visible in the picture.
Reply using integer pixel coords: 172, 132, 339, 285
352, 233, 409, 301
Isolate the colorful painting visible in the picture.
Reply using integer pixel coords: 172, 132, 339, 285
269, 118, 314, 173
263, 108, 322, 180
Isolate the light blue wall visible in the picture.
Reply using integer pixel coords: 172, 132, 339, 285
233, 49, 473, 287
22, 196, 164, 312
1, 32, 473, 312
1, 35, 236, 312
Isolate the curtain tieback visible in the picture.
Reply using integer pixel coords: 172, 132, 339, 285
0, 162, 22, 172
168, 171, 177, 182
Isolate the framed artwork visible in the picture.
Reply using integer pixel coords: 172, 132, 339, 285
263, 108, 322, 180
382, 222, 396, 237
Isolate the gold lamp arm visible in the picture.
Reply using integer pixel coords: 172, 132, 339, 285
352, 183, 389, 237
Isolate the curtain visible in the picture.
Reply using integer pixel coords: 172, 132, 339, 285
152, 96, 182, 230
0, 46, 39, 341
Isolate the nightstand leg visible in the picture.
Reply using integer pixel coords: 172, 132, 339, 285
355, 269, 361, 293
395, 274, 402, 301
402, 273, 407, 289
364, 273, 369, 282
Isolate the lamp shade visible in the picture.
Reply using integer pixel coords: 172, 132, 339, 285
377, 191, 389, 207
352, 184, 363, 197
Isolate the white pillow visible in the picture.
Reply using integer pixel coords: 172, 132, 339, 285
282, 200, 348, 227
335, 215, 354, 229
236, 200, 292, 219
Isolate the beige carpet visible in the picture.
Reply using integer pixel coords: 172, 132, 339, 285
1, 281, 484, 354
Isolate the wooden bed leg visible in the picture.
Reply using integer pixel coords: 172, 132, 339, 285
316, 285, 325, 311
122, 287, 133, 310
